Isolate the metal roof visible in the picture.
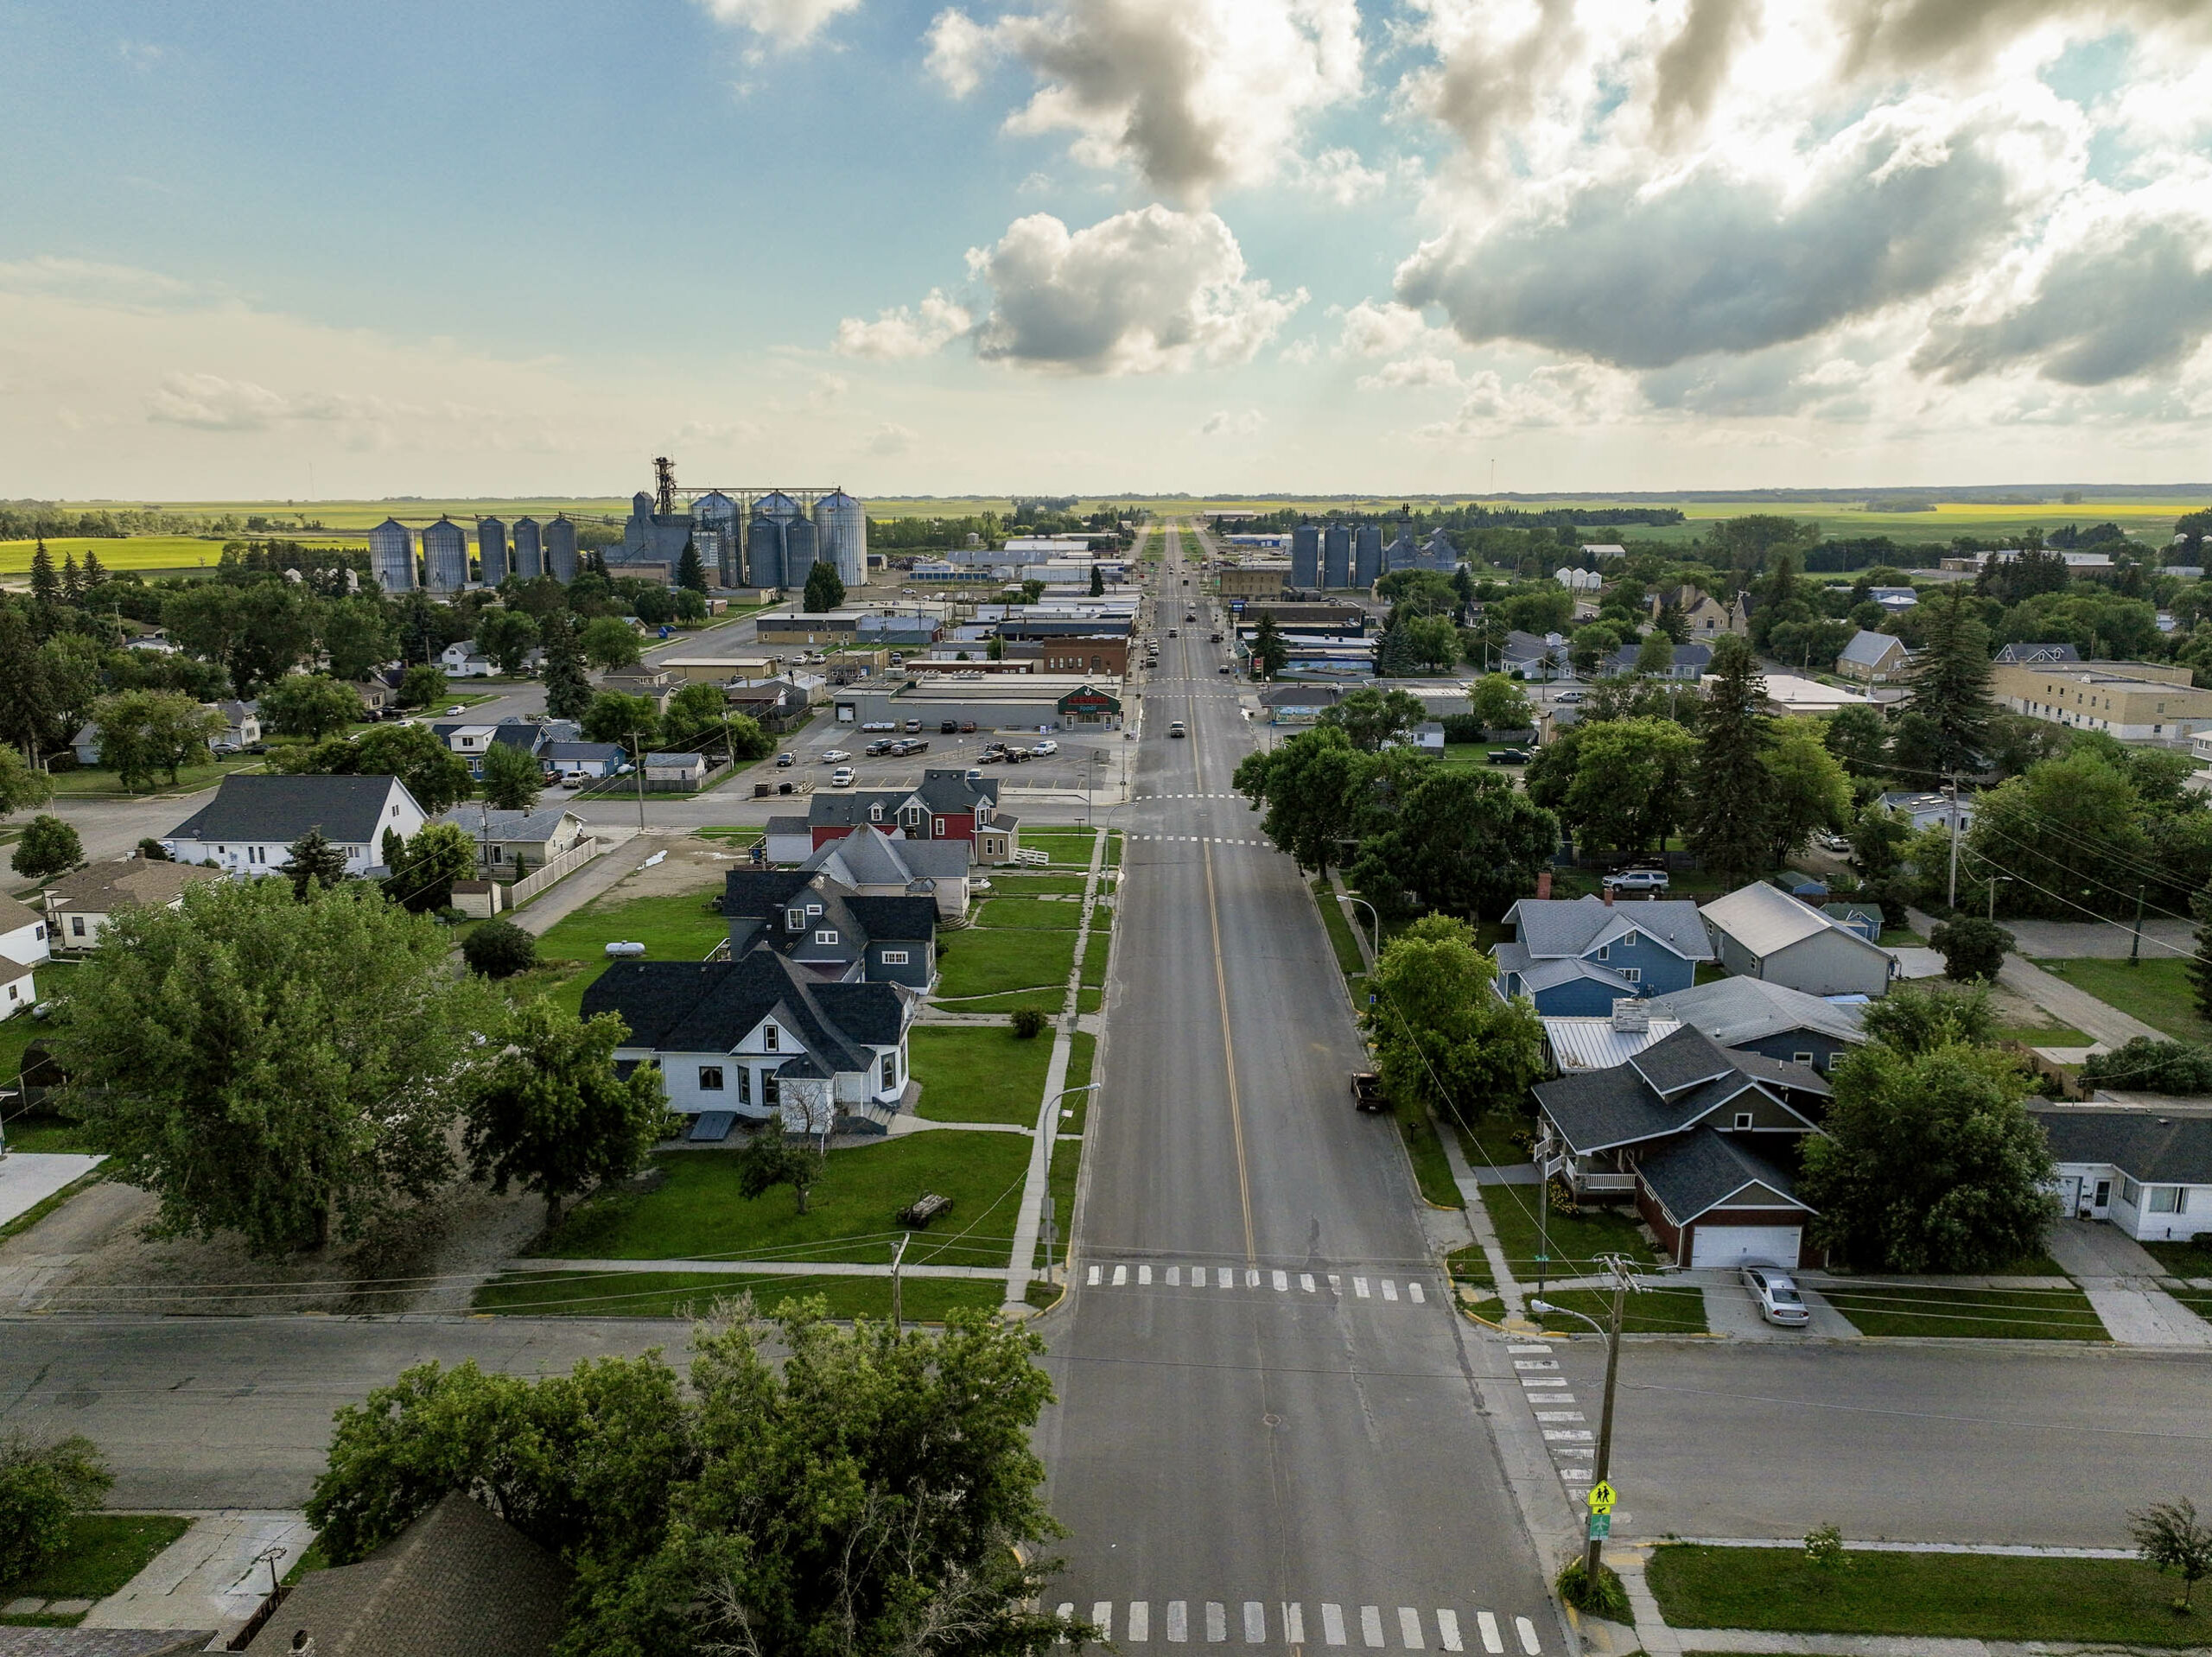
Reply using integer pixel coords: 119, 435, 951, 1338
1700, 881, 1892, 963
1541, 1016, 1684, 1071
1838, 628, 1905, 666
1641, 976, 1866, 1049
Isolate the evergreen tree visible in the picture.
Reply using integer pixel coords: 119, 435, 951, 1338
1687, 635, 1773, 885
27, 539, 60, 608
538, 613, 592, 721
1907, 587, 1996, 775
282, 828, 352, 899
1089, 562, 1105, 597
2190, 882, 2212, 1025
0, 605, 59, 762
803, 560, 846, 613
1252, 611, 1288, 678
1376, 619, 1416, 676
79, 548, 107, 587
60, 554, 82, 603
676, 538, 708, 593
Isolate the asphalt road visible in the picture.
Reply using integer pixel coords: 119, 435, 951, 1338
1545, 1337, 2212, 1546
1035, 527, 1566, 1651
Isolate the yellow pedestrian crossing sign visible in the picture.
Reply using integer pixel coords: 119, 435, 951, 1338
1587, 1481, 1617, 1514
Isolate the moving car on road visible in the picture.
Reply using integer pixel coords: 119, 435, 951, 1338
1168, 721, 1187, 739
774, 752, 796, 767
1740, 1263, 1810, 1327
1488, 747, 1532, 765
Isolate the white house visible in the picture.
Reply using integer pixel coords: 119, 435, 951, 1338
1554, 567, 1603, 592
42, 858, 225, 952
2036, 1104, 2212, 1241
0, 893, 51, 971
164, 774, 429, 877
1700, 881, 1896, 998
441, 640, 497, 678
210, 701, 262, 749
644, 752, 708, 788
0, 958, 33, 1019
436, 803, 589, 873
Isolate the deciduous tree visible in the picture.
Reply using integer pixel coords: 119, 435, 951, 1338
1764, 720, 1853, 867
0, 745, 53, 816
1321, 687, 1427, 752
1468, 672, 1531, 732
1363, 914, 1546, 1125
258, 674, 364, 740
397, 663, 448, 708
479, 739, 543, 811
581, 615, 643, 671
737, 1130, 828, 1215
383, 822, 479, 912
582, 691, 661, 749
10, 814, 80, 882
474, 608, 541, 676
1233, 724, 1370, 874
1349, 767, 1560, 923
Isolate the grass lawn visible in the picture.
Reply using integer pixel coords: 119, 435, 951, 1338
1993, 1021, 2094, 1045
2143, 1238, 2212, 1278
2031, 957, 2212, 1044
1104, 831, 1123, 869
1454, 1111, 1535, 1172
45, 753, 264, 797
976, 896, 1085, 930
0, 1514, 192, 1618
537, 1132, 1034, 1269
1646, 1544, 2212, 1644
935, 926, 1077, 1004
1446, 1242, 1496, 1297
533, 887, 729, 1013
1482, 1184, 1658, 1278
1311, 879, 1366, 979
983, 873, 1089, 896
1537, 1282, 1709, 1335
0, 1111, 94, 1153
1816, 1283, 2107, 1339
1036, 1130, 1080, 1270
1078, 929, 1109, 993
1061, 1032, 1096, 1133
473, 1269, 1006, 1322
1399, 1104, 1463, 1209
910, 1025, 1054, 1125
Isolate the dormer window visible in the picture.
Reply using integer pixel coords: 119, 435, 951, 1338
868, 803, 884, 822
815, 929, 838, 944
807, 903, 823, 916
787, 908, 806, 930
1621, 931, 1637, 948
764, 1025, 779, 1052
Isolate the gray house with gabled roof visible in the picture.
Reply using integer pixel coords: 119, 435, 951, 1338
1532, 1023, 1827, 1268
1835, 628, 1910, 683
1641, 977, 1866, 1074
805, 824, 975, 917
722, 867, 937, 991
1493, 895, 1713, 1014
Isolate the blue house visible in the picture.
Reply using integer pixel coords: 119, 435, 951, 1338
1493, 895, 1713, 1014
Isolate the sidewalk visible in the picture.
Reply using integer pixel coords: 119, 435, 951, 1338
504, 825, 643, 937
499, 1256, 1001, 1279
2046, 1217, 2212, 1347
79, 1511, 313, 1642
0, 1151, 101, 1228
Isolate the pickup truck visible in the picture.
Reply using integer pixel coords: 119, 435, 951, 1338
1351, 1072, 1386, 1113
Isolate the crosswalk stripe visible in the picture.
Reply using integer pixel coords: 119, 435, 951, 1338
1361, 1605, 1386, 1647
1534, 1413, 1585, 1423
1399, 1607, 1423, 1647
1169, 1601, 1188, 1642
1166, 1266, 1180, 1286
1437, 1610, 1463, 1652
1477, 1610, 1503, 1654
1095, 1603, 1113, 1639
1246, 1267, 1262, 1288
1301, 1272, 1316, 1292
1217, 1266, 1232, 1288
1272, 1269, 1288, 1291
1516, 1615, 1541, 1654
1408, 1281, 1425, 1304
1283, 1603, 1306, 1644
1354, 1276, 1371, 1298
1206, 1601, 1227, 1642
1513, 1360, 1558, 1371
1087, 1265, 1101, 1286
1543, 1430, 1594, 1442
1382, 1280, 1399, 1302
1114, 1265, 1128, 1286
1322, 1603, 1347, 1646
1139, 1264, 1153, 1285
1058, 1602, 1073, 1627
1131, 1602, 1150, 1641
1329, 1273, 1343, 1291
1508, 1343, 1552, 1354
1243, 1602, 1266, 1642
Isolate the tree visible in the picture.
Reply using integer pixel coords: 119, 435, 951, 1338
582, 691, 661, 749
1363, 915, 1547, 1125
1089, 561, 1104, 597
348, 722, 474, 813
11, 814, 80, 882
1349, 767, 1560, 924
1687, 636, 1771, 886
2191, 882, 2212, 1025
383, 822, 479, 912
2080, 1038, 2212, 1095
1233, 724, 1371, 874
1560, 718, 1699, 855
0, 1432, 113, 1583
479, 739, 543, 811
1250, 611, 1288, 678
1929, 916, 2014, 981
2133, 1500, 2212, 1611
802, 561, 847, 614
86, 690, 225, 788
1860, 980, 1995, 1055
538, 613, 592, 721
474, 608, 541, 676
1906, 587, 1997, 774
1764, 721, 1853, 867
664, 682, 730, 745
397, 663, 448, 708
0, 605, 60, 761
1963, 752, 2148, 919
258, 674, 364, 740
1322, 687, 1427, 752
580, 615, 643, 672
319, 595, 399, 682
1404, 613, 1461, 671
1567, 620, 1624, 676
0, 745, 53, 816
677, 539, 709, 594
304, 1307, 1080, 1656
1633, 629, 1676, 677
164, 580, 315, 695
27, 539, 60, 609
1823, 703, 1891, 778
55, 880, 497, 1254
462, 918, 539, 979
737, 1129, 829, 1215
1468, 672, 1531, 732
282, 828, 352, 898
463, 1000, 669, 1228
1799, 1041, 2054, 1272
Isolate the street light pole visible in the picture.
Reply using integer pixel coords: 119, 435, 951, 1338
1345, 893, 1382, 965
890, 1232, 908, 1332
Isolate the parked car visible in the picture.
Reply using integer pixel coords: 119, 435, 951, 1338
1488, 747, 1532, 765
941, 720, 960, 734
904, 719, 924, 733
821, 749, 851, 763
960, 721, 977, 733
865, 739, 894, 756
1817, 833, 1853, 853
1554, 689, 1586, 705
1740, 1263, 1809, 1327
445, 705, 464, 715
775, 752, 796, 767
861, 721, 896, 732
978, 750, 1005, 764
1351, 1072, 1386, 1113
1033, 739, 1058, 756
1168, 721, 1187, 739
830, 767, 855, 788
1602, 868, 1670, 892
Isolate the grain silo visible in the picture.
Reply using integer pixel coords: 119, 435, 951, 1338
368, 517, 416, 593
1353, 524, 1383, 589
421, 517, 469, 593
815, 490, 867, 587
1323, 524, 1352, 588
783, 508, 820, 583
544, 516, 580, 582
1291, 523, 1320, 588
747, 492, 801, 588
478, 517, 509, 586
512, 517, 544, 580
694, 492, 739, 587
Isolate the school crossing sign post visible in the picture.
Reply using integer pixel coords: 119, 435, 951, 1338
1586, 1481, 1616, 1540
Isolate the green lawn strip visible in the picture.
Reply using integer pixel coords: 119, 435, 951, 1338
1816, 1283, 2107, 1339
1480, 1183, 1659, 1276
0, 1113, 95, 1154
975, 897, 1086, 930
1646, 1545, 2209, 1644
1453, 1112, 1535, 1174
473, 1269, 1006, 1322
982, 874, 1090, 896
282, 1541, 329, 1585
535, 887, 729, 965
0, 977, 67, 1087
1310, 879, 1365, 978
1445, 1242, 1496, 1298
2031, 957, 2212, 1044
0, 1514, 192, 1616
935, 927, 1077, 1001
1536, 1283, 1709, 1335
1399, 1105, 1463, 1209
1033, 1132, 1081, 1271
694, 826, 769, 843
42, 754, 265, 797
2143, 1238, 2212, 1278
1877, 925, 1923, 946
1104, 832, 1123, 869
1079, 929, 1110, 991
910, 1025, 1055, 1125
537, 1132, 1033, 1267
1993, 1022, 2094, 1046
1060, 1032, 1096, 1134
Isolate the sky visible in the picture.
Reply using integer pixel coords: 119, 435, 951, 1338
2, 0, 2210, 501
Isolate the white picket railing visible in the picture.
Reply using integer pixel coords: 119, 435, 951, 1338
509, 836, 601, 906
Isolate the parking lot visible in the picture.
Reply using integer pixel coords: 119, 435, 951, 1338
742, 714, 1130, 801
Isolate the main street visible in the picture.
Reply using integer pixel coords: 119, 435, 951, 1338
1033, 525, 1567, 1652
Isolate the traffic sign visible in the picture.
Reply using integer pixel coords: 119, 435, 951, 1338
1586, 1513, 1611, 1539
1586, 1481, 1617, 1514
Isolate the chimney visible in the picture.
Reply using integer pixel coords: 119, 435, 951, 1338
1611, 998, 1649, 1033
1602, 882, 1615, 906
1535, 870, 1553, 900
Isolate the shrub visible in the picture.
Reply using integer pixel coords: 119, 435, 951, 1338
0, 1432, 113, 1581
2081, 1038, 2212, 1095
1010, 1007, 1048, 1039
462, 919, 538, 979
1555, 1558, 1630, 1620
1929, 916, 2014, 982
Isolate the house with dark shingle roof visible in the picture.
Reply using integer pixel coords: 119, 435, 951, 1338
42, 857, 225, 952
164, 774, 427, 877
1532, 1023, 1827, 1268
806, 824, 975, 917
582, 948, 912, 1132
807, 768, 1014, 861
1492, 895, 1713, 1014
723, 865, 938, 991
2035, 1102, 2212, 1241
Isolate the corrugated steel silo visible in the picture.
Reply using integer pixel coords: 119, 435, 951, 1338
544, 516, 580, 582
1291, 523, 1320, 588
512, 517, 544, 580
1323, 524, 1352, 588
816, 490, 868, 587
747, 515, 785, 589
784, 510, 820, 581
421, 517, 469, 593
478, 517, 509, 586
368, 517, 416, 593
1353, 524, 1383, 588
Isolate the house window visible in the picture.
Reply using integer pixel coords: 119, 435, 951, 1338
1829, 1052, 1846, 1070
882, 1052, 899, 1089
70, 917, 86, 937
869, 804, 884, 821
738, 1069, 752, 1105
807, 904, 823, 916
815, 929, 838, 944
882, 949, 909, 965
764, 1025, 779, 1052
2150, 1186, 2187, 1214
699, 1066, 724, 1091
1619, 968, 1641, 984
1733, 1111, 1754, 1130
788, 909, 806, 930
1595, 945, 1608, 961
1621, 932, 1637, 948
2121, 1175, 2142, 1206
1793, 1051, 1814, 1063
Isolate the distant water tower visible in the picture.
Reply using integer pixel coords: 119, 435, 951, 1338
368, 517, 416, 593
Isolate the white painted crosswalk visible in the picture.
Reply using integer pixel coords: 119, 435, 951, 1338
1512, 1342, 1603, 1498
1050, 1598, 1543, 1653
1083, 1261, 1432, 1306
1129, 834, 1274, 848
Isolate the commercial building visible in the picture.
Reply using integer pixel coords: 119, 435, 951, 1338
368, 517, 416, 593
1993, 659, 2212, 741
833, 674, 1124, 731
1003, 635, 1131, 677
1217, 565, 1289, 600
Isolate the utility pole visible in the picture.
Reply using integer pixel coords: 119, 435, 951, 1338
2132, 882, 2147, 966
1945, 772, 1961, 910
1040, 1195, 1058, 1284
632, 731, 648, 832
890, 1233, 908, 1332
1586, 1254, 1630, 1586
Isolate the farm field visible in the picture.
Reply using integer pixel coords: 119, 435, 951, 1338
0, 535, 238, 575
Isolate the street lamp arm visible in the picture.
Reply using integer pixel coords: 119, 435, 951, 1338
1526, 1298, 1603, 1338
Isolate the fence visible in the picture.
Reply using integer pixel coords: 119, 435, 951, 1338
510, 836, 602, 907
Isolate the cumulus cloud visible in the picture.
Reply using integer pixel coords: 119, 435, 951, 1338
1359, 355, 1464, 391
143, 373, 395, 432
1336, 300, 1433, 359
868, 422, 918, 455
1834, 0, 2212, 77
1287, 146, 1392, 206
1650, 0, 1760, 140
1395, 103, 2025, 369
1416, 362, 1639, 439
1198, 408, 1265, 435
694, 0, 861, 49
834, 289, 975, 359
968, 204, 1305, 373
927, 0, 1362, 205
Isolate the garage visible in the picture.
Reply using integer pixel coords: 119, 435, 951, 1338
1689, 1224, 1802, 1269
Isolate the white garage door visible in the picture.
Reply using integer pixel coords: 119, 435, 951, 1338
1690, 1225, 1801, 1269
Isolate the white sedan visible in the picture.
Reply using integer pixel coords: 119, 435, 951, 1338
1740, 1263, 1810, 1327
820, 749, 852, 764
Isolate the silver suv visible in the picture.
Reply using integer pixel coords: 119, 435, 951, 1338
1602, 868, 1669, 893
